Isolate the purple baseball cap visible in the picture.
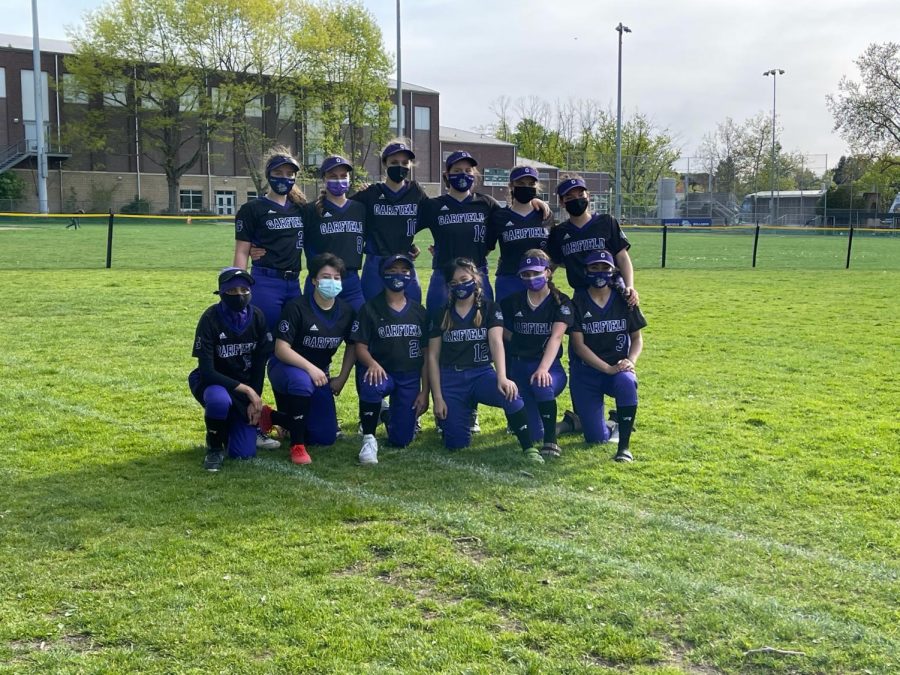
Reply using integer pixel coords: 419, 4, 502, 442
215, 267, 255, 294
583, 250, 616, 268
518, 254, 550, 274
382, 142, 416, 161
265, 154, 300, 175
557, 177, 587, 197
510, 166, 539, 182
445, 151, 478, 171
380, 253, 415, 273
320, 155, 353, 177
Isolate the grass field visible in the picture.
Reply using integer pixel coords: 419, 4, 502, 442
1, 220, 899, 673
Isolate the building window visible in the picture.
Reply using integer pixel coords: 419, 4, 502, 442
414, 106, 430, 131
179, 189, 203, 212
103, 81, 128, 108
0, 67, 6, 99
247, 191, 258, 201
246, 96, 264, 118
277, 94, 294, 121
62, 74, 88, 104
389, 104, 406, 131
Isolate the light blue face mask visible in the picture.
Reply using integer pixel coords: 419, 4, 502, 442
316, 278, 342, 299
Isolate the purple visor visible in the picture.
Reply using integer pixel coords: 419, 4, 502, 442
510, 166, 539, 182
518, 255, 550, 274
557, 177, 587, 197
320, 155, 353, 177
382, 142, 416, 161
583, 250, 616, 268
216, 267, 255, 294
445, 151, 478, 171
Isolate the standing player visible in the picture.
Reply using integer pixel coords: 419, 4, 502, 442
427, 257, 542, 462
487, 166, 554, 302
352, 254, 430, 464
352, 140, 426, 303
417, 151, 499, 317
547, 175, 638, 303
262, 253, 356, 465
501, 250, 574, 458
303, 156, 367, 312
188, 268, 273, 471
569, 250, 646, 462
233, 147, 307, 330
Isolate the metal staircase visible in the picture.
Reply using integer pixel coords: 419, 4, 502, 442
0, 139, 72, 175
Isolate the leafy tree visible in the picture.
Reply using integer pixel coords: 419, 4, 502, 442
827, 42, 900, 165
0, 172, 26, 207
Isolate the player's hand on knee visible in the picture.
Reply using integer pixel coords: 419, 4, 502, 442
330, 375, 348, 396
413, 391, 429, 416
307, 366, 329, 387
498, 377, 518, 401
249, 245, 267, 261
434, 399, 447, 420
530, 368, 551, 387
365, 363, 387, 385
617, 358, 635, 373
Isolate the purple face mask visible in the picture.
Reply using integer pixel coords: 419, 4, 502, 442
522, 275, 547, 291
326, 178, 350, 196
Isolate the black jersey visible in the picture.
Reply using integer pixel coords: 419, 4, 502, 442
417, 193, 498, 269
430, 298, 505, 369
547, 214, 630, 290
351, 293, 430, 373
304, 199, 367, 270
486, 206, 552, 276
352, 181, 427, 256
235, 198, 306, 273
276, 295, 355, 371
192, 304, 272, 393
570, 291, 647, 366
501, 290, 574, 361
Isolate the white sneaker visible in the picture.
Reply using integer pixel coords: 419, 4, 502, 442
359, 434, 379, 465
256, 430, 280, 450
607, 422, 619, 444
470, 411, 481, 434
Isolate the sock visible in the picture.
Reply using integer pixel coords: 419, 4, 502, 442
360, 400, 382, 436
269, 408, 293, 430
282, 394, 312, 446
506, 408, 533, 451
537, 400, 558, 444
204, 415, 228, 451
616, 405, 637, 452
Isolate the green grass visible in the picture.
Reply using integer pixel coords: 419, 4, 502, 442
1, 224, 899, 673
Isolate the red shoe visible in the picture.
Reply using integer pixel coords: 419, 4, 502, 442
259, 405, 274, 435
290, 444, 311, 465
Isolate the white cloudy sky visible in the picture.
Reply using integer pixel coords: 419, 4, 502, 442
4, 0, 898, 168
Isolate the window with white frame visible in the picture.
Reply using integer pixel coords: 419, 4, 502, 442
389, 104, 406, 131
179, 189, 203, 212
0, 68, 6, 98
414, 106, 430, 131
245, 95, 264, 118
277, 94, 294, 121
62, 74, 88, 104
103, 80, 128, 108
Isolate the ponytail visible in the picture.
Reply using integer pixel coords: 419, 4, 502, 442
315, 189, 327, 216
546, 279, 563, 306
288, 184, 307, 206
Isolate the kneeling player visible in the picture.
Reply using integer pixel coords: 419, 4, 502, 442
188, 268, 272, 471
261, 253, 355, 465
427, 257, 542, 462
352, 254, 430, 464
501, 250, 574, 458
569, 250, 646, 462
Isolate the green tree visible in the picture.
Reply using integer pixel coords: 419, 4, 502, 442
0, 172, 26, 208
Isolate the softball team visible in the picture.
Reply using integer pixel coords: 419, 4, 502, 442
196, 147, 648, 470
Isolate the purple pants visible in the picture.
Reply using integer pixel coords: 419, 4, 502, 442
569, 359, 638, 443
188, 370, 257, 459
304, 268, 364, 312
439, 365, 524, 450
426, 266, 493, 319
508, 357, 567, 443
494, 274, 527, 303
361, 254, 422, 303
358, 369, 421, 447
267, 358, 339, 446
250, 267, 301, 331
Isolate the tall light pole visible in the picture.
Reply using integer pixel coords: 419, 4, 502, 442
32, 0, 48, 213
615, 23, 631, 222
763, 68, 784, 224
395, 0, 402, 138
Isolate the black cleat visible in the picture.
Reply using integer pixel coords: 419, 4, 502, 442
203, 450, 225, 472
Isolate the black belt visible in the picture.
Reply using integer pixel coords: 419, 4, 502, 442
253, 266, 299, 280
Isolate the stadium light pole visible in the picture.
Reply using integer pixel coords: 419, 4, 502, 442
395, 0, 402, 138
32, 0, 48, 213
763, 68, 785, 224
615, 23, 631, 223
